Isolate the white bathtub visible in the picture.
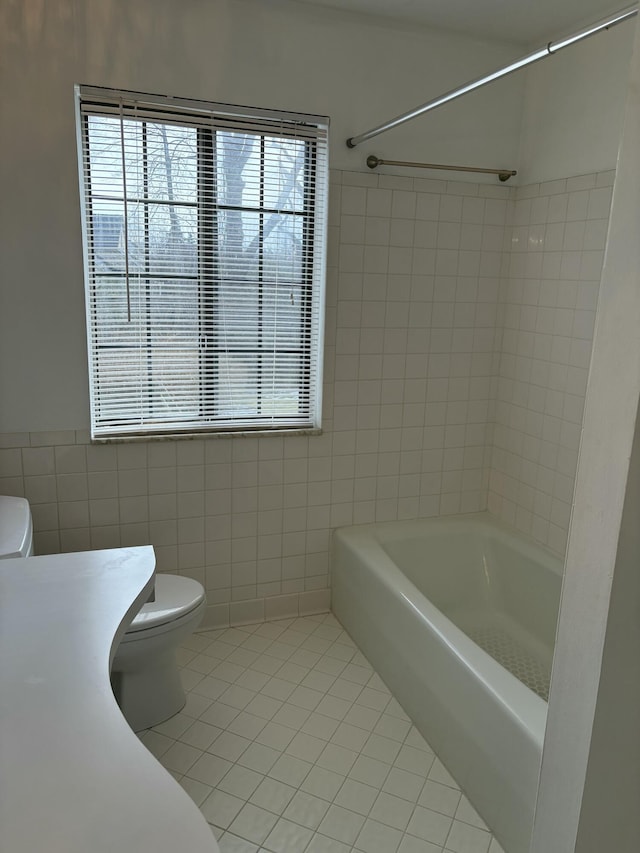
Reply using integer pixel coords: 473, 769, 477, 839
331, 512, 562, 853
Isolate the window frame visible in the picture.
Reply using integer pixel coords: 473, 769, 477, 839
76, 86, 329, 442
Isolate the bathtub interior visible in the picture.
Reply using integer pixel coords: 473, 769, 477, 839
380, 523, 562, 700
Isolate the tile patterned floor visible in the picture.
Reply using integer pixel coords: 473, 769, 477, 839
141, 613, 505, 853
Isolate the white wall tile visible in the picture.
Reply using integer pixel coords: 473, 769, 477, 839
5, 168, 609, 618
488, 171, 611, 554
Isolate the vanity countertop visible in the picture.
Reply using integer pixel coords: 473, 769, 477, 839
0, 546, 218, 853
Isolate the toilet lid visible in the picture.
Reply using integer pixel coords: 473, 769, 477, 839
0, 496, 32, 559
127, 574, 205, 633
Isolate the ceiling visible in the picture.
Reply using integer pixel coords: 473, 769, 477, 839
292, 0, 631, 45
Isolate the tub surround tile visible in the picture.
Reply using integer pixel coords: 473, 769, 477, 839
3, 170, 608, 630
488, 173, 611, 555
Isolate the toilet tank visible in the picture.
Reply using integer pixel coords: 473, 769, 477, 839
0, 496, 34, 558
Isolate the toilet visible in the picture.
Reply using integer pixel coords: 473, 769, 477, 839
0, 495, 34, 558
0, 495, 206, 733
110, 572, 206, 732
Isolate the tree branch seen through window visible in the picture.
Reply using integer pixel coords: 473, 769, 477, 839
77, 88, 328, 439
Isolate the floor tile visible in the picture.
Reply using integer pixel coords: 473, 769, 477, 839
276, 661, 310, 684
445, 818, 492, 853
329, 724, 369, 755
237, 742, 281, 775
428, 757, 459, 788
348, 754, 391, 788
217, 765, 265, 800
328, 678, 362, 702
139, 729, 174, 759
369, 791, 414, 831
160, 740, 202, 774
394, 744, 434, 776
268, 753, 312, 787
271, 703, 312, 730
249, 777, 297, 815
333, 778, 379, 816
261, 677, 297, 701
286, 731, 326, 763
361, 732, 401, 764
373, 714, 411, 743
304, 835, 351, 853
356, 687, 391, 712
397, 834, 442, 853
200, 701, 241, 729
220, 684, 259, 710
381, 767, 425, 802
419, 779, 461, 816
182, 691, 214, 719
300, 712, 340, 741
406, 804, 453, 846
251, 655, 284, 676
227, 803, 279, 845
318, 804, 365, 845
200, 789, 245, 829
262, 817, 314, 853
254, 721, 297, 752
178, 775, 213, 807
245, 694, 284, 721
287, 684, 324, 711
282, 790, 330, 830
193, 676, 231, 701
187, 752, 234, 787
227, 711, 269, 740
301, 670, 338, 693
208, 731, 252, 762
212, 661, 246, 683
455, 796, 489, 830
354, 818, 403, 853
227, 647, 261, 669
315, 694, 352, 721
218, 835, 259, 853
152, 711, 193, 739
153, 615, 500, 853
236, 669, 272, 692
181, 719, 223, 751
341, 704, 381, 731
300, 766, 345, 801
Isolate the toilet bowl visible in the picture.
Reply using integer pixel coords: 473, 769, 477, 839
0, 494, 205, 734
111, 573, 206, 732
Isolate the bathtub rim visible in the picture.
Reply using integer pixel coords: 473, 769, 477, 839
331, 511, 558, 751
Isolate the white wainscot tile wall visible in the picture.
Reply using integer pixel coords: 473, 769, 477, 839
487, 171, 614, 554
0, 169, 613, 625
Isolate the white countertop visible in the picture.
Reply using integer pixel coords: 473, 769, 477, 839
0, 546, 219, 853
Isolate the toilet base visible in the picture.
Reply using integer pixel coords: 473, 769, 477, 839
111, 592, 205, 732
111, 647, 186, 732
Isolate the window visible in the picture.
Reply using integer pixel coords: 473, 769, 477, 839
76, 86, 328, 440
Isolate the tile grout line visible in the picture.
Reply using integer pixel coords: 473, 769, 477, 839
139, 613, 501, 853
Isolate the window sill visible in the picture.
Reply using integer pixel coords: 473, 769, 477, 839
90, 427, 323, 444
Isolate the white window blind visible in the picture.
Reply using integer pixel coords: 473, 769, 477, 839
76, 86, 328, 440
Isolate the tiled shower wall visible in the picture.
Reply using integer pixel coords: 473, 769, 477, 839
0, 169, 613, 625
0, 168, 509, 628
487, 171, 614, 555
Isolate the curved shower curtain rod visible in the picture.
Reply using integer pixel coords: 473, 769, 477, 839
346, 3, 638, 148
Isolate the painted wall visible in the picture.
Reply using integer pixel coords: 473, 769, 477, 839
0, 0, 525, 433
574, 418, 640, 850
517, 21, 634, 185
531, 16, 640, 847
